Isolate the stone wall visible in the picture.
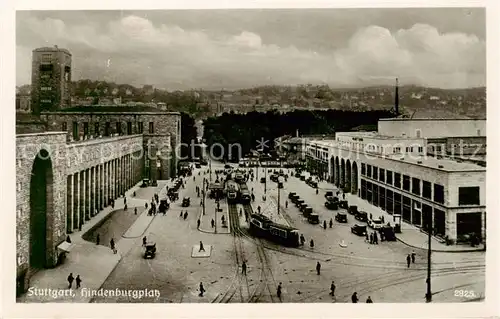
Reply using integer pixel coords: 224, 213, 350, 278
16, 132, 68, 275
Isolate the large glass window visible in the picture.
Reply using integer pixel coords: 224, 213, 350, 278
83, 122, 89, 137
367, 165, 372, 178
434, 184, 445, 204
373, 184, 379, 207
386, 189, 394, 214
394, 193, 402, 215
402, 196, 411, 223
379, 168, 385, 183
137, 122, 144, 134
149, 122, 154, 134
403, 175, 411, 191
422, 180, 432, 199
386, 170, 393, 185
394, 173, 401, 188
379, 186, 386, 210
361, 179, 367, 200
361, 163, 366, 176
373, 166, 378, 180
105, 122, 110, 136
411, 177, 421, 196
458, 187, 480, 205
72, 122, 78, 141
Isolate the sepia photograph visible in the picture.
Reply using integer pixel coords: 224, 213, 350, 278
5, 1, 497, 315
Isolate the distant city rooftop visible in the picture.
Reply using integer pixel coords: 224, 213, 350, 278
41, 105, 179, 114
33, 46, 72, 55
384, 154, 485, 172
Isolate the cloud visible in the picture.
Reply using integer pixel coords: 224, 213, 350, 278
16, 15, 485, 89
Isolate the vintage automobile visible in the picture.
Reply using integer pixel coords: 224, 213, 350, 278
303, 206, 313, 217
294, 173, 301, 178
159, 199, 170, 213
355, 211, 368, 222
338, 200, 349, 209
195, 163, 202, 169
260, 177, 266, 183
307, 213, 320, 224
295, 199, 305, 207
182, 197, 191, 207
288, 192, 297, 199
299, 203, 308, 213
381, 225, 397, 241
309, 181, 318, 188
351, 224, 367, 236
347, 205, 358, 215
354, 210, 368, 223
335, 212, 348, 223
140, 179, 150, 188
324, 191, 334, 198
368, 217, 384, 230
325, 201, 339, 210
300, 175, 306, 181
144, 242, 157, 259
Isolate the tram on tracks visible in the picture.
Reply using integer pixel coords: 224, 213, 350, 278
249, 213, 300, 247
225, 180, 240, 203
239, 184, 252, 204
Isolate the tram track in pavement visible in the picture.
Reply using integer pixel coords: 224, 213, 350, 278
212, 204, 251, 303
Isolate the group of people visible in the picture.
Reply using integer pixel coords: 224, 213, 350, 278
406, 251, 416, 267
67, 273, 82, 289
366, 231, 379, 244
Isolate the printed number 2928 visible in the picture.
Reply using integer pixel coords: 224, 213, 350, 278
454, 290, 476, 298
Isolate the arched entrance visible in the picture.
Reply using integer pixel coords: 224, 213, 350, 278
346, 160, 352, 192
335, 157, 340, 187
330, 157, 335, 184
340, 159, 345, 188
29, 149, 54, 268
351, 161, 358, 194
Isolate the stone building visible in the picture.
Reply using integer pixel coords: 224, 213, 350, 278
31, 46, 72, 114
304, 118, 487, 244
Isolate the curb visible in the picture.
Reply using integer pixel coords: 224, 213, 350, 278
395, 236, 484, 253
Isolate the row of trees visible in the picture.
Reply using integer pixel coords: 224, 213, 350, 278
202, 109, 395, 161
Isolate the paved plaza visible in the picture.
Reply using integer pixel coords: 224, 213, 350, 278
18, 162, 485, 303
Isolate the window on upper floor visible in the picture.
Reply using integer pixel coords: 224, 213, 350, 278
403, 175, 410, 191
367, 164, 372, 178
411, 177, 421, 196
434, 184, 445, 204
62, 122, 67, 132
422, 180, 432, 199
127, 122, 132, 135
386, 170, 392, 185
83, 122, 89, 137
149, 122, 154, 134
372, 166, 378, 180
72, 122, 78, 141
137, 122, 144, 134
458, 187, 480, 205
379, 168, 385, 183
116, 122, 122, 134
394, 173, 401, 188
361, 163, 366, 176
418, 147, 423, 153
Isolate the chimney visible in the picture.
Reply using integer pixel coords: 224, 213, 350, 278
296, 129, 299, 137
394, 78, 399, 116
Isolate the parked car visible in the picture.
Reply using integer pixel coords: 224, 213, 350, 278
351, 224, 367, 236
300, 175, 306, 181
260, 177, 266, 183
294, 173, 301, 178
296, 199, 305, 207
291, 195, 300, 203
140, 179, 150, 188
299, 203, 308, 212
303, 207, 313, 217
325, 201, 339, 210
324, 191, 334, 198
339, 200, 348, 209
348, 205, 358, 215
325, 195, 338, 202
182, 197, 191, 207
308, 213, 320, 224
195, 163, 202, 169
335, 212, 348, 223
309, 181, 318, 188
355, 211, 368, 222
288, 192, 297, 199
368, 218, 384, 230
381, 225, 397, 241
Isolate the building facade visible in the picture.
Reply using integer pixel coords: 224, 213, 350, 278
31, 46, 72, 114
304, 118, 486, 244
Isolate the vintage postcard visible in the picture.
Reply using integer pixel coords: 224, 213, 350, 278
2, 0, 498, 318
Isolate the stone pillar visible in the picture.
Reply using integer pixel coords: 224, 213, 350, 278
110, 160, 114, 200
103, 162, 107, 207
90, 167, 95, 217
84, 169, 90, 221
73, 173, 78, 231
114, 159, 118, 199
79, 170, 84, 229
67, 174, 73, 233
99, 164, 103, 210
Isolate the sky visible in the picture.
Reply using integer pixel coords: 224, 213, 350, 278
16, 9, 486, 90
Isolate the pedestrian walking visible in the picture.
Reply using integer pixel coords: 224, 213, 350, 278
199, 282, 205, 297
310, 239, 315, 249
369, 233, 374, 244
242, 261, 247, 275
221, 215, 225, 223
277, 282, 282, 299
258, 206, 261, 213
211, 219, 215, 228
411, 251, 416, 263
124, 204, 128, 211
134, 207, 137, 215
67, 273, 74, 289
96, 234, 100, 245
285, 200, 288, 208
197, 219, 201, 228
110, 238, 117, 254
351, 292, 359, 303
75, 275, 82, 289
406, 254, 411, 268
143, 236, 147, 246
184, 211, 188, 220
342, 193, 346, 200
145, 203, 148, 209
180, 211, 183, 218
365, 232, 369, 242
373, 232, 378, 244
316, 189, 319, 195
199, 241, 205, 252
124, 197, 127, 205
366, 296, 373, 303
330, 281, 336, 297
323, 220, 327, 229
329, 218, 333, 228
316, 262, 321, 275
300, 234, 305, 246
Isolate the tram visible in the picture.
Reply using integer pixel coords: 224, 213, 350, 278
249, 213, 300, 247
225, 180, 240, 203
239, 184, 251, 204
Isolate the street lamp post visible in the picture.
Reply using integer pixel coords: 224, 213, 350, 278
277, 178, 280, 216
202, 178, 206, 216
214, 203, 218, 234
264, 167, 267, 194
425, 212, 432, 302
209, 159, 212, 182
